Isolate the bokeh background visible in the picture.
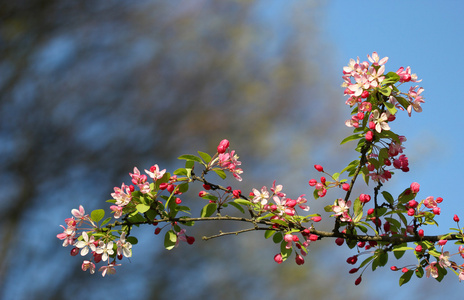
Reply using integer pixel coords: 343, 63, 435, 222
1, 1, 463, 299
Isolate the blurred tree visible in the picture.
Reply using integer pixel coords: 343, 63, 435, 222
0, 1, 359, 299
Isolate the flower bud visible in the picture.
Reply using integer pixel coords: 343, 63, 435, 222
312, 216, 322, 222
454, 214, 460, 223
438, 239, 447, 246
367, 208, 374, 215
361, 90, 369, 98
308, 179, 317, 186
436, 197, 443, 203
402, 267, 409, 273
354, 276, 362, 285
342, 183, 350, 191
274, 253, 283, 264
366, 130, 374, 142
415, 245, 423, 253
175, 198, 182, 204
187, 236, 195, 245
217, 139, 230, 154
314, 165, 324, 172
202, 184, 211, 190
349, 268, 359, 274
390, 266, 398, 271
418, 229, 424, 237
410, 182, 420, 194
154, 227, 161, 235
309, 234, 318, 241
408, 200, 418, 209
433, 207, 441, 215
335, 237, 344, 246
295, 254, 305, 265
70, 247, 79, 256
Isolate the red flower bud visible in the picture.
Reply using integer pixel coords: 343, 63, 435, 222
312, 216, 322, 222
418, 229, 424, 237
454, 214, 460, 223
309, 234, 318, 241
342, 183, 350, 191
308, 179, 317, 186
402, 267, 409, 273
217, 139, 230, 154
415, 245, 423, 252
349, 268, 359, 274
366, 130, 374, 142
202, 184, 211, 190
187, 236, 195, 245
390, 266, 398, 271
314, 165, 324, 172
410, 182, 420, 194
355, 276, 362, 285
367, 208, 374, 215
335, 237, 344, 246
274, 253, 283, 264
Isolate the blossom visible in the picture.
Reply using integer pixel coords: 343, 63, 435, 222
111, 183, 132, 206
271, 180, 286, 197
71, 205, 86, 222
145, 164, 166, 181
82, 260, 95, 274
99, 262, 121, 277
425, 262, 438, 278
74, 231, 96, 256
116, 232, 132, 258
96, 241, 114, 262
439, 251, 451, 268
57, 225, 76, 247
110, 205, 123, 219
217, 139, 230, 154
371, 110, 390, 133
367, 52, 388, 66
251, 186, 269, 205
333, 199, 351, 222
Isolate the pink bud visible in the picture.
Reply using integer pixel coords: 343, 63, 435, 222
175, 198, 182, 204
70, 247, 79, 256
308, 179, 317, 186
436, 197, 443, 203
309, 234, 318, 241
342, 183, 350, 191
292, 235, 300, 242
369, 121, 376, 130
415, 245, 422, 252
286, 199, 297, 208
361, 90, 369, 98
418, 229, 424, 237
357, 112, 365, 120
390, 266, 398, 271
433, 207, 441, 215
367, 208, 374, 215
438, 239, 447, 246
312, 216, 322, 222
202, 184, 211, 190
410, 182, 420, 193
357, 241, 366, 248
295, 254, 305, 265
454, 214, 460, 222
199, 191, 207, 197
367, 163, 375, 171
366, 130, 374, 142
159, 183, 168, 190
217, 139, 230, 154
320, 176, 326, 184
335, 237, 344, 246
274, 253, 283, 264
154, 227, 161, 235
407, 208, 415, 216
359, 194, 371, 203
284, 234, 294, 242
408, 200, 418, 208
232, 190, 241, 198
402, 267, 409, 273
314, 165, 324, 172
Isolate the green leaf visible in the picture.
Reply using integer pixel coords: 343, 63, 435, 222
128, 213, 145, 224
202, 194, 218, 201
177, 182, 189, 193
280, 241, 292, 259
173, 168, 187, 176
164, 230, 177, 250
178, 154, 203, 163
91, 209, 105, 223
264, 230, 275, 239
385, 102, 397, 115
198, 151, 212, 164
416, 266, 424, 278
399, 270, 414, 286
100, 217, 112, 227
393, 246, 414, 252
145, 209, 157, 221
234, 199, 251, 206
340, 133, 364, 145
136, 203, 151, 213
358, 255, 374, 269
273, 232, 283, 243
270, 218, 288, 227
383, 72, 400, 85
213, 168, 227, 179
324, 205, 333, 213
201, 203, 217, 217
382, 191, 394, 204
126, 236, 138, 245
332, 172, 340, 181
228, 201, 245, 214
379, 87, 392, 96
396, 96, 410, 111
394, 250, 405, 260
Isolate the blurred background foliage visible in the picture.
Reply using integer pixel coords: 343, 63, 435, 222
0, 1, 371, 299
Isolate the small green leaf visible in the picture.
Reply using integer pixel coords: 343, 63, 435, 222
379, 87, 392, 96
177, 182, 189, 193
385, 102, 397, 115
198, 151, 212, 163
164, 230, 177, 250
178, 154, 203, 163
270, 219, 288, 227
136, 203, 150, 213
173, 168, 188, 176
416, 266, 424, 278
91, 209, 105, 223
100, 217, 112, 227
399, 270, 414, 286
264, 230, 275, 239
213, 168, 227, 179
393, 246, 414, 252
273, 232, 283, 243
234, 199, 251, 206
145, 209, 157, 221
201, 203, 217, 217
382, 191, 394, 204
126, 236, 138, 245
340, 133, 364, 145
228, 201, 245, 213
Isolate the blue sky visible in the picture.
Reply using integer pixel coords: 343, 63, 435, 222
322, 1, 464, 296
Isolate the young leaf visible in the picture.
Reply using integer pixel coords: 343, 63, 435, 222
228, 201, 245, 214
198, 151, 212, 164
164, 230, 177, 250
178, 154, 203, 163
201, 203, 217, 218
213, 168, 227, 179
340, 133, 364, 145
264, 230, 275, 239
91, 209, 105, 223
136, 203, 151, 213
399, 270, 414, 286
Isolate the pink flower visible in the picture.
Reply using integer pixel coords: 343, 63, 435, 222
252, 186, 269, 205
111, 183, 132, 206
71, 205, 86, 222
145, 164, 166, 181
367, 52, 388, 66
274, 253, 283, 264
333, 199, 351, 222
271, 180, 286, 197
81, 260, 95, 274
425, 262, 438, 278
95, 241, 114, 262
99, 262, 121, 277
110, 205, 123, 219
57, 225, 76, 247
129, 167, 147, 185
439, 251, 451, 268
